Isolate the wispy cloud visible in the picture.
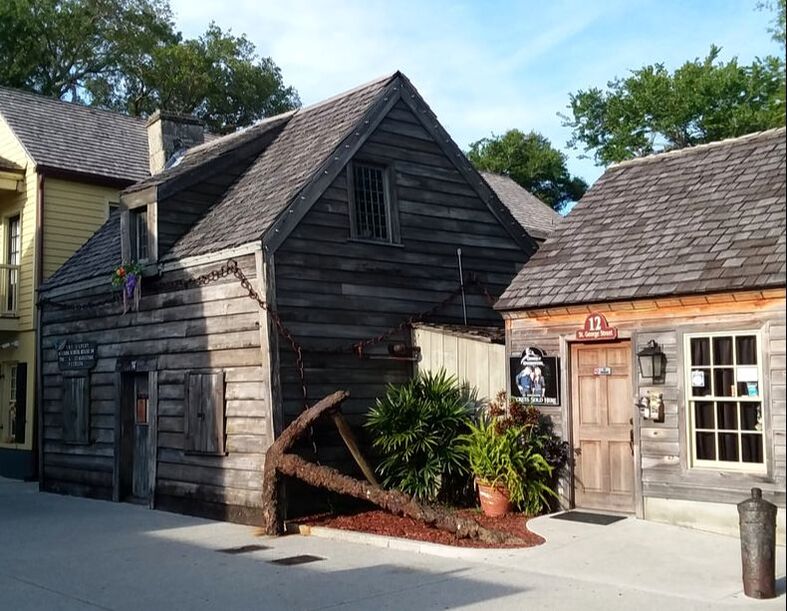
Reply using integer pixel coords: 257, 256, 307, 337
170, 0, 781, 185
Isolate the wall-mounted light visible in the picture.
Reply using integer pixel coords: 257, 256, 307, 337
637, 339, 666, 382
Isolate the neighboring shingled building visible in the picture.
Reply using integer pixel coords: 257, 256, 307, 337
480, 171, 561, 241
497, 128, 786, 540
0, 86, 150, 479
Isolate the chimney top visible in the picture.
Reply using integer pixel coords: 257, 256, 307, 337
146, 111, 205, 174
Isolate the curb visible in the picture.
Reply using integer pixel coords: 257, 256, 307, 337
290, 523, 506, 560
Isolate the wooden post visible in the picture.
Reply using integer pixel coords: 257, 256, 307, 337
329, 410, 380, 488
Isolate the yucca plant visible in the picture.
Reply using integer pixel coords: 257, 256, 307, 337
365, 370, 474, 503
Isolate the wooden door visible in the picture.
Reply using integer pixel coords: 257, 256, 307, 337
571, 342, 635, 513
117, 371, 153, 504
131, 373, 150, 501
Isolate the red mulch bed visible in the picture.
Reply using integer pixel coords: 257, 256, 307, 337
299, 509, 544, 549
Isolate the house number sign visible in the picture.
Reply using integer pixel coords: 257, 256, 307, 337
58, 341, 97, 371
576, 313, 618, 341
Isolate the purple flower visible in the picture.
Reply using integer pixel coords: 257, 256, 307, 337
125, 273, 138, 299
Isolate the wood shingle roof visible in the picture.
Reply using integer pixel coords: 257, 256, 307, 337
0, 86, 148, 183
480, 172, 561, 240
496, 128, 787, 311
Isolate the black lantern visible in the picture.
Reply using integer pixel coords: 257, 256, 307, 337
637, 339, 666, 382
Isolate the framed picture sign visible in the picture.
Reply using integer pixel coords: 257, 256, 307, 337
510, 347, 560, 406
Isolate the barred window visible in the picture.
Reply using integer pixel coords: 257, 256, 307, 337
686, 332, 765, 472
349, 162, 397, 243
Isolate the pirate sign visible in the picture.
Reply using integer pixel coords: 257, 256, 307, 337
510, 347, 560, 406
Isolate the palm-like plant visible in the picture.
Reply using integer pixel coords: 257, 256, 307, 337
459, 417, 556, 513
365, 370, 474, 503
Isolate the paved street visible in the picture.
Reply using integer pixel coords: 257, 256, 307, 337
0, 477, 784, 610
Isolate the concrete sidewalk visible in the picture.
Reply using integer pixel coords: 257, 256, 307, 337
0, 477, 784, 610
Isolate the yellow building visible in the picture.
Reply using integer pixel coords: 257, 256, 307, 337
0, 87, 150, 478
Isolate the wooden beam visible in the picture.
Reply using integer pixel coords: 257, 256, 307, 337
329, 410, 380, 487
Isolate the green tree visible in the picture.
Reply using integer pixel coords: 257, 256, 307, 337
562, 0, 787, 166
758, 0, 786, 48
0, 1, 299, 133
467, 129, 587, 212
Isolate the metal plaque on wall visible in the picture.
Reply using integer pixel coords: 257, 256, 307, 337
57, 341, 98, 371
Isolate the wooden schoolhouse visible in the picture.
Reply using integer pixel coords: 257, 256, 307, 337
37, 72, 558, 521
496, 128, 786, 539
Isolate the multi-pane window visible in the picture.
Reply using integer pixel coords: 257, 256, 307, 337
131, 207, 149, 261
351, 163, 391, 242
687, 332, 764, 470
6, 215, 20, 314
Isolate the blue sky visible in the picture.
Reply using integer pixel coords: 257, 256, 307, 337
171, 0, 782, 186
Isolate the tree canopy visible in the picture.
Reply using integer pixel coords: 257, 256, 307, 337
0, 0, 300, 133
467, 130, 587, 212
562, 3, 786, 165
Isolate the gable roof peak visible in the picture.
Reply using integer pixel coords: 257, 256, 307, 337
295, 72, 400, 115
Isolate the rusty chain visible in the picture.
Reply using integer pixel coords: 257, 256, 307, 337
41, 259, 498, 421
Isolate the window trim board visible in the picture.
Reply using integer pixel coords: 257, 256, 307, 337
681, 328, 770, 475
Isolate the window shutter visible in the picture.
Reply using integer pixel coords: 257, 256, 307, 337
63, 375, 90, 444
185, 371, 225, 454
14, 363, 26, 443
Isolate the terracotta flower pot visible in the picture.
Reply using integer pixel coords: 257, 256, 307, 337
477, 481, 512, 517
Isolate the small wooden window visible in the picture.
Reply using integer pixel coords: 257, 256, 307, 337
348, 162, 399, 243
184, 371, 225, 455
63, 375, 90, 444
134, 372, 149, 425
130, 206, 149, 262
686, 331, 765, 472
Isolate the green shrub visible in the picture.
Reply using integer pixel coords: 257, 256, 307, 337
471, 391, 564, 515
458, 417, 554, 511
365, 370, 474, 503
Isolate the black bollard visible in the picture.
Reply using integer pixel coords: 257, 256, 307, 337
737, 487, 777, 599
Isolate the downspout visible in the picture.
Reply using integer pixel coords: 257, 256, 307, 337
34, 172, 44, 487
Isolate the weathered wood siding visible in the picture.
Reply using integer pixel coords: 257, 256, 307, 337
40, 252, 271, 521
505, 290, 787, 510
414, 326, 506, 401
273, 100, 531, 476
155, 127, 285, 258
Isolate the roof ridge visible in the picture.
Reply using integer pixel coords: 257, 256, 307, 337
0, 84, 147, 124
295, 72, 399, 115
611, 126, 787, 169
183, 111, 296, 156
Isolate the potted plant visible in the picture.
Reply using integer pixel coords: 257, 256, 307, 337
459, 414, 557, 517
459, 418, 528, 517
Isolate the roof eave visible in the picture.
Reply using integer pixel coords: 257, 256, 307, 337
495, 283, 787, 313
37, 164, 140, 189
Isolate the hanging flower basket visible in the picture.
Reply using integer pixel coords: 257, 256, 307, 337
111, 262, 144, 313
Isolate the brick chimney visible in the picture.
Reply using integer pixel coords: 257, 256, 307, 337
146, 111, 205, 174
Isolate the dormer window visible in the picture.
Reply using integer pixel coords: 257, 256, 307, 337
348, 161, 400, 244
130, 206, 149, 262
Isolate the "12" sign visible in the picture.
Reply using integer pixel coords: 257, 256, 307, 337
577, 313, 618, 341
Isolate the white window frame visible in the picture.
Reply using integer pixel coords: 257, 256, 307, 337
131, 206, 149, 263
684, 330, 766, 473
